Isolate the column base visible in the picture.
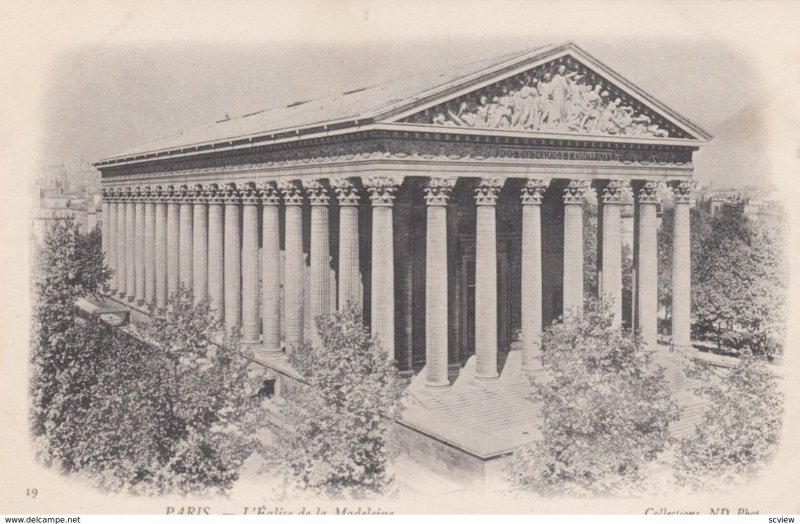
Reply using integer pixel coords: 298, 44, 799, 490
241, 340, 262, 350
254, 346, 286, 360
425, 381, 451, 391
522, 364, 544, 373
475, 373, 499, 382
126, 295, 135, 303
136, 299, 145, 307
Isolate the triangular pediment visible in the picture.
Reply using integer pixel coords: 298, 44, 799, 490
378, 43, 710, 142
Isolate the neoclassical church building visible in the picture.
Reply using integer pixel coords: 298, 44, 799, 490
95, 42, 710, 476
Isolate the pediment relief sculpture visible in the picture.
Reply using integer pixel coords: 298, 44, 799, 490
402, 56, 687, 139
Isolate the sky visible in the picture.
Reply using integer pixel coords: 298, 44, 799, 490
37, 20, 772, 190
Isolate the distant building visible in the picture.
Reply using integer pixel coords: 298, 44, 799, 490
30, 162, 102, 240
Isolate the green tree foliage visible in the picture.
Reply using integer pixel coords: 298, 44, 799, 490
507, 299, 679, 496
267, 304, 403, 497
31, 218, 261, 495
689, 206, 786, 356
674, 352, 783, 491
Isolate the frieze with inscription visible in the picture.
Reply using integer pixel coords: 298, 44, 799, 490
102, 136, 693, 181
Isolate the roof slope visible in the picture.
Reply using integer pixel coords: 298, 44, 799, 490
98, 42, 710, 165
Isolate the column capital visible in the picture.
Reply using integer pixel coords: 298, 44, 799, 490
475, 178, 503, 206
205, 183, 224, 204
424, 177, 455, 206
133, 186, 145, 203
563, 179, 589, 205
150, 185, 164, 203
365, 176, 403, 206
258, 181, 281, 205
278, 179, 304, 206
637, 181, 662, 204
122, 186, 135, 203
177, 184, 194, 203
141, 186, 155, 202
331, 177, 360, 206
521, 178, 548, 205
304, 179, 330, 206
601, 179, 629, 205
239, 181, 260, 205
221, 183, 241, 205
670, 180, 695, 204
187, 183, 208, 204
101, 188, 112, 202
164, 185, 181, 204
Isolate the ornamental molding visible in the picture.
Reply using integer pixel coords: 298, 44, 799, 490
424, 177, 456, 206
520, 178, 548, 205
330, 177, 360, 206
400, 56, 684, 139
563, 179, 589, 204
100, 135, 693, 182
475, 178, 503, 205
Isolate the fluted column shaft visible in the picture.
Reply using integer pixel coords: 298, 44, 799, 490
333, 179, 361, 310
116, 194, 127, 298
134, 199, 145, 305
166, 192, 180, 297
281, 181, 305, 350
521, 179, 547, 371
192, 187, 208, 303
108, 198, 118, 292
125, 198, 135, 301
367, 177, 400, 359
306, 181, 331, 343
241, 184, 260, 346
637, 182, 660, 348
563, 180, 586, 315
207, 187, 224, 320
223, 186, 242, 331
424, 178, 453, 389
260, 183, 282, 355
154, 191, 168, 308
475, 179, 502, 380
144, 194, 156, 306
179, 189, 193, 290
672, 182, 693, 349
101, 197, 110, 261
600, 180, 625, 327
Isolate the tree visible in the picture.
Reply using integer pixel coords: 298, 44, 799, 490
690, 206, 786, 356
674, 351, 783, 491
507, 299, 679, 496
267, 304, 404, 497
31, 218, 262, 495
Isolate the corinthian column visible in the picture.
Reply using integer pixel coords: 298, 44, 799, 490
600, 179, 626, 326
521, 179, 547, 371
223, 183, 242, 331
101, 190, 110, 262
134, 190, 146, 305
192, 184, 209, 303
125, 189, 136, 302
562, 180, 587, 316
332, 178, 361, 311
474, 178, 502, 380
636, 181, 660, 349
306, 180, 331, 342
424, 177, 454, 389
154, 187, 168, 308
144, 187, 156, 307
207, 184, 225, 320
166, 186, 180, 298
366, 176, 401, 357
179, 185, 193, 291
241, 182, 261, 347
260, 181, 282, 357
280, 180, 305, 351
671, 181, 693, 350
107, 189, 118, 293
116, 188, 128, 298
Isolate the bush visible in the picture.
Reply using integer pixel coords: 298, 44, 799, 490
267, 304, 404, 497
674, 351, 783, 491
507, 299, 678, 497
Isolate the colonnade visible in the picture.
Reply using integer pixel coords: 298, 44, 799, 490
100, 176, 693, 389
